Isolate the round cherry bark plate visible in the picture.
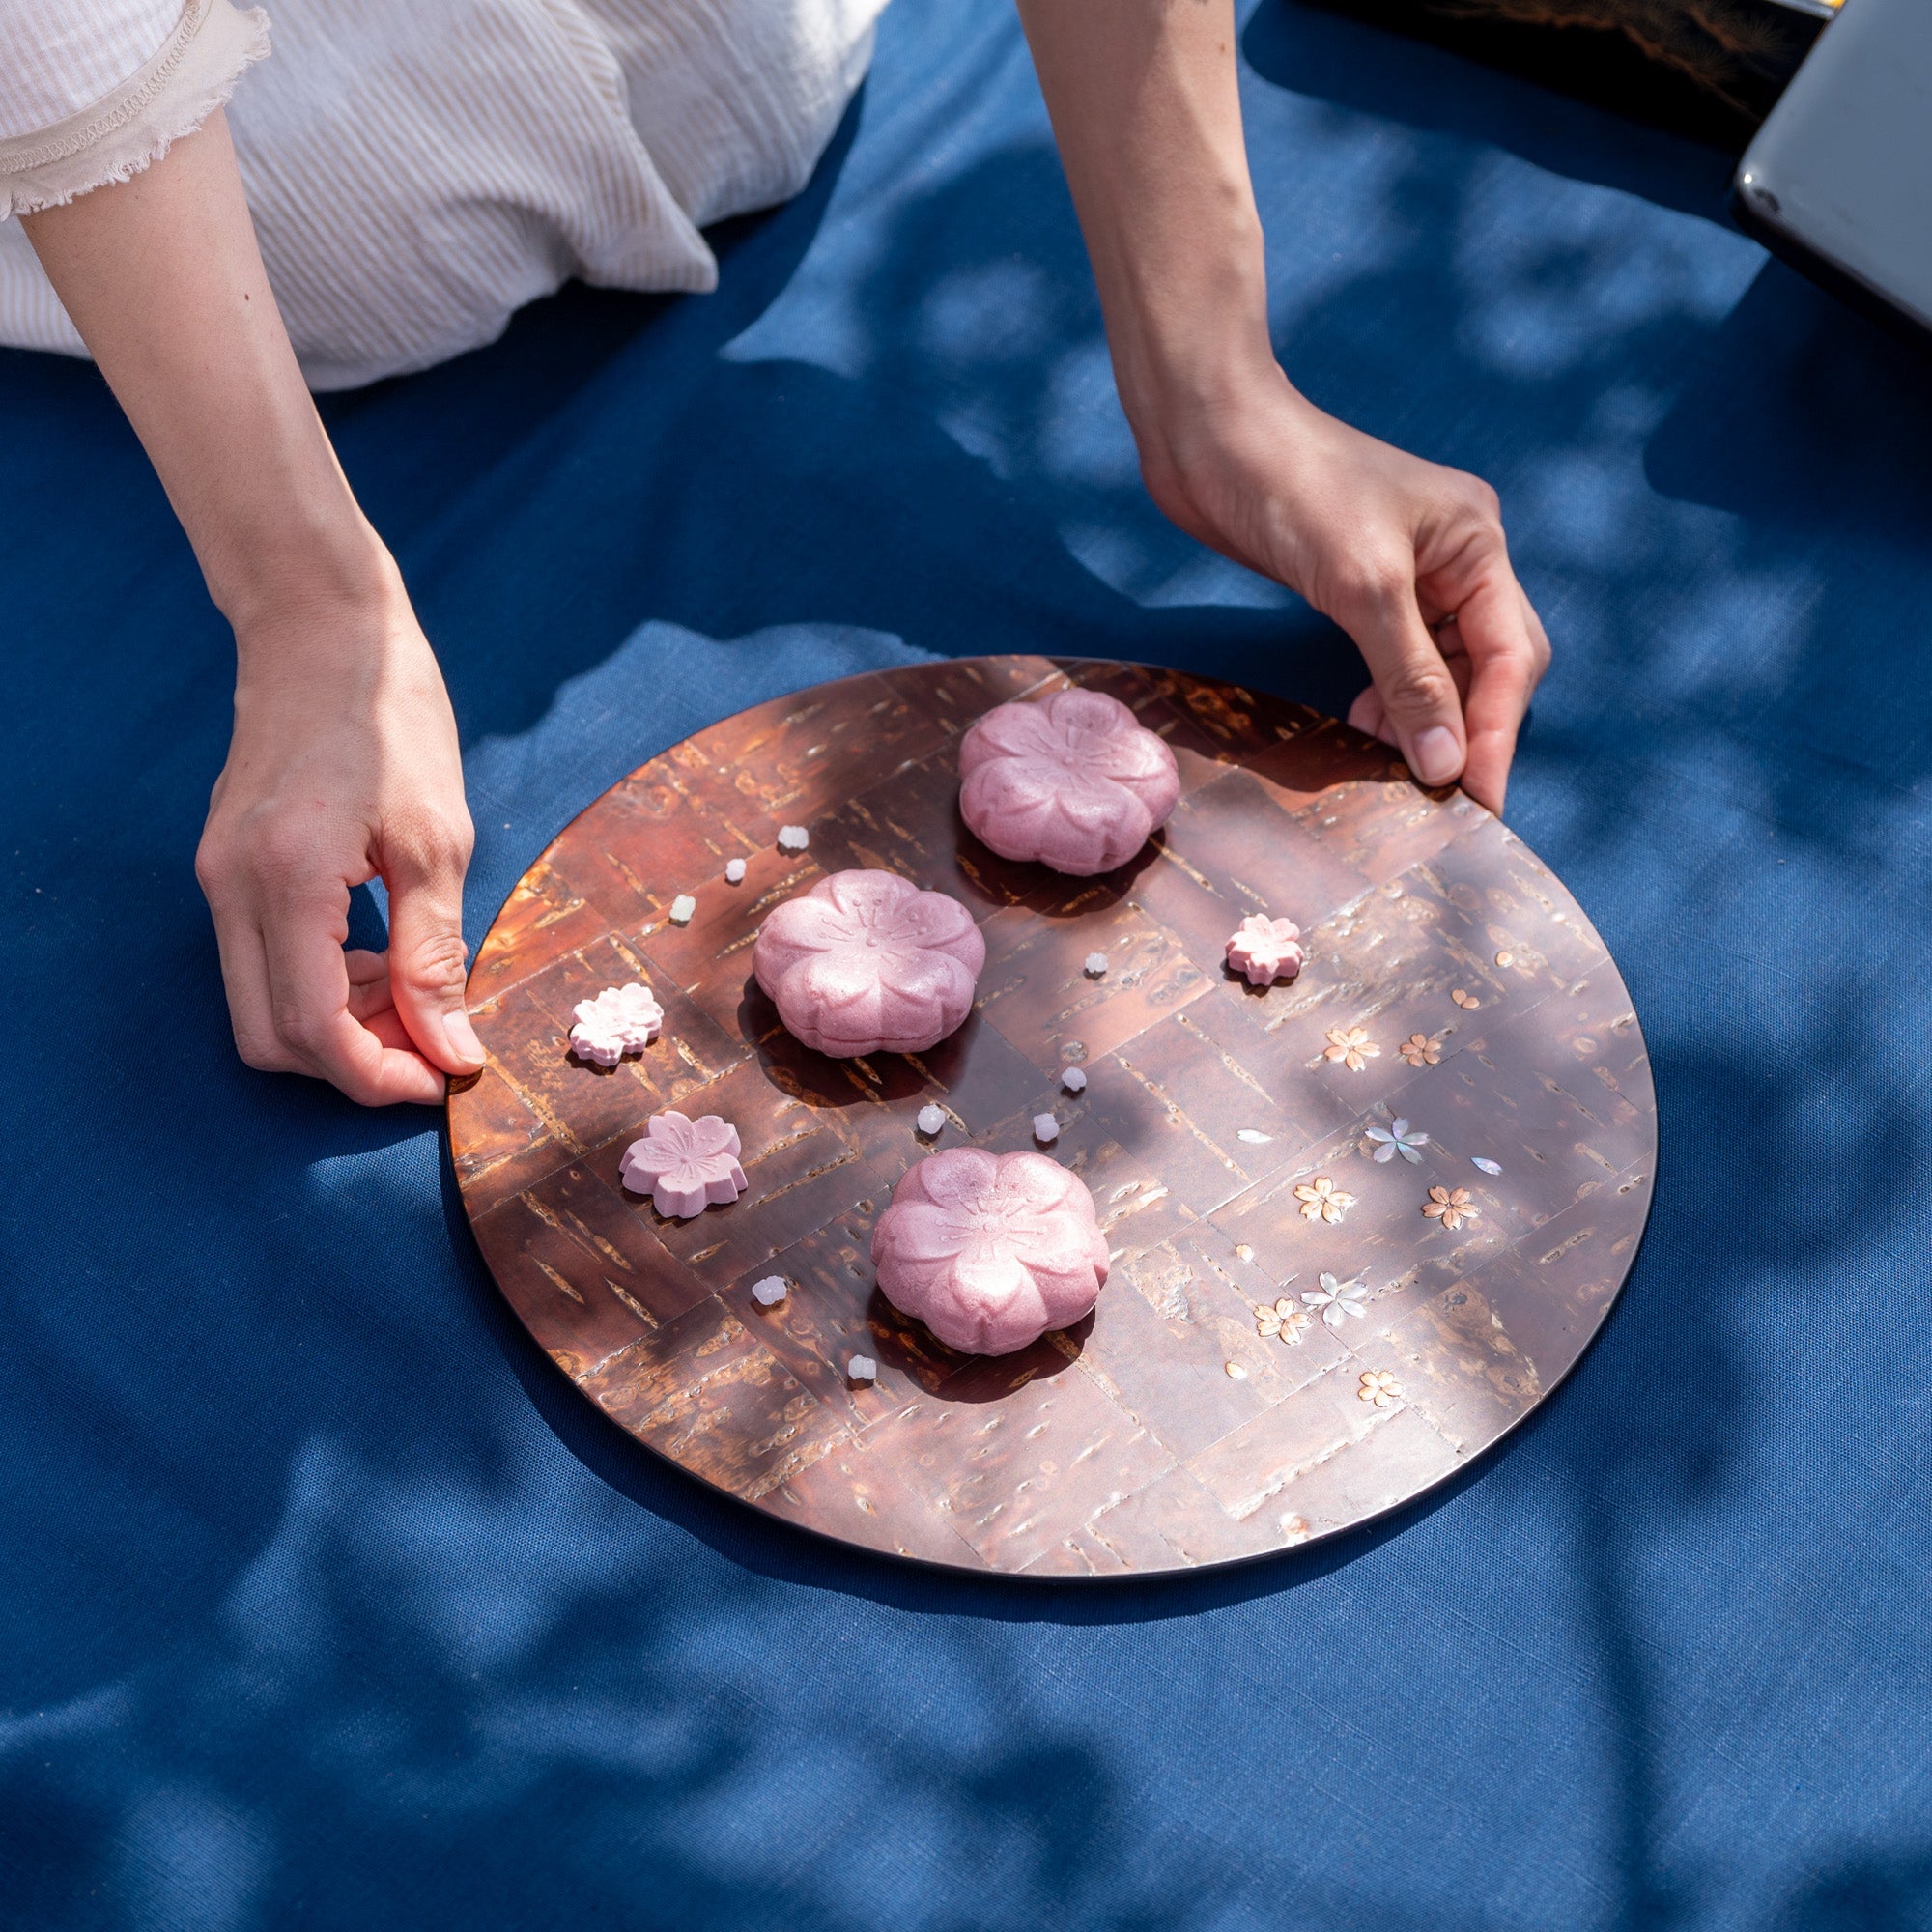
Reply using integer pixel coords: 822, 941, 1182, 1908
449, 657, 1656, 1577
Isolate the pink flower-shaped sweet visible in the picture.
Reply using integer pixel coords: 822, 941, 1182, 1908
958, 689, 1180, 876
753, 869, 985, 1058
1225, 914, 1304, 986
618, 1111, 747, 1219
871, 1149, 1110, 1355
568, 982, 665, 1065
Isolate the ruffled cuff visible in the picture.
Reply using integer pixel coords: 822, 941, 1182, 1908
0, 0, 270, 219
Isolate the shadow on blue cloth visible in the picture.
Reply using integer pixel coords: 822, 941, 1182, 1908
4, 0, 1932, 1925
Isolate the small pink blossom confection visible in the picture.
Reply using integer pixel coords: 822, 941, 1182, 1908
871, 1149, 1110, 1355
753, 868, 985, 1058
618, 1111, 748, 1219
568, 982, 665, 1065
958, 689, 1180, 876
1225, 914, 1304, 987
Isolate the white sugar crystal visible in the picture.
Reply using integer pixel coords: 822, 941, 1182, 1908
668, 894, 696, 925
724, 858, 747, 884
916, 1103, 946, 1136
1083, 952, 1108, 978
847, 1354, 877, 1382
1032, 1113, 1060, 1144
1060, 1066, 1087, 1094
778, 824, 810, 853
752, 1276, 788, 1307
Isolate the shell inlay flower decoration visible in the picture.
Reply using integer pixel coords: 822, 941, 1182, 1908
1397, 1032, 1441, 1068
1225, 914, 1305, 987
753, 868, 985, 1058
1422, 1185, 1480, 1233
1302, 1273, 1368, 1330
1293, 1177, 1357, 1224
1364, 1118, 1430, 1164
1257, 1297, 1312, 1345
871, 1149, 1110, 1356
568, 981, 664, 1066
619, 1111, 748, 1220
957, 689, 1180, 877
1358, 1370, 1403, 1408
1451, 988, 1481, 1009
1322, 1026, 1380, 1072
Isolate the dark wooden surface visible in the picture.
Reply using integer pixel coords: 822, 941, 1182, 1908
448, 657, 1656, 1577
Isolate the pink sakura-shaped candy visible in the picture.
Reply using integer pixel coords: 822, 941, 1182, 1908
958, 689, 1179, 877
569, 982, 665, 1065
871, 1148, 1110, 1355
753, 868, 984, 1058
1225, 914, 1304, 987
619, 1112, 747, 1219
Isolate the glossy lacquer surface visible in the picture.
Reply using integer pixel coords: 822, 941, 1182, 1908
449, 658, 1656, 1577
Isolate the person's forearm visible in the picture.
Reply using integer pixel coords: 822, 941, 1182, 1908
22, 110, 390, 638
1014, 0, 1281, 451
25, 112, 480, 1104
1018, 1, 1548, 809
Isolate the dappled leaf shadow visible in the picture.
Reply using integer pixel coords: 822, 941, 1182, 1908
5, 0, 1932, 1922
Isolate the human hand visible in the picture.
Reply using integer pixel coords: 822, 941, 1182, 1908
195, 578, 482, 1106
21, 115, 482, 1104
1138, 373, 1550, 813
1012, 0, 1546, 810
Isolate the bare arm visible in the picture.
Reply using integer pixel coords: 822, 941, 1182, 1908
23, 111, 481, 1104
1016, 0, 1548, 810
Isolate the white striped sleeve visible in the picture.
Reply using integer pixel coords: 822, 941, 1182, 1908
0, 0, 270, 217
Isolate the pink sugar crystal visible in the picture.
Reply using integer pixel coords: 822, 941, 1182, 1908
957, 689, 1179, 877
1225, 914, 1304, 986
618, 1111, 747, 1219
753, 868, 985, 1058
871, 1148, 1110, 1355
568, 981, 665, 1065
